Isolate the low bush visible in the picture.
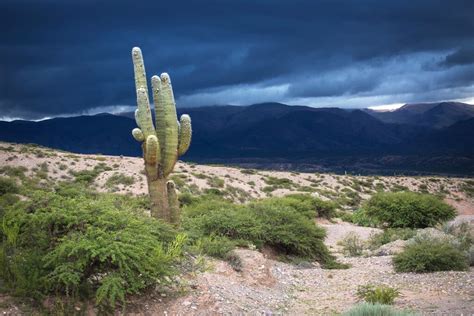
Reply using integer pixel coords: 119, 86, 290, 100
0, 177, 19, 195
0, 166, 28, 179
207, 176, 225, 188
443, 222, 474, 253
356, 284, 399, 305
105, 172, 135, 189
266, 194, 336, 219
354, 192, 455, 228
0, 182, 182, 310
263, 176, 294, 190
368, 228, 416, 250
72, 163, 112, 184
338, 232, 365, 257
182, 195, 345, 268
460, 180, 474, 198
393, 237, 468, 272
337, 190, 362, 208
192, 235, 236, 259
240, 169, 257, 175
343, 303, 418, 316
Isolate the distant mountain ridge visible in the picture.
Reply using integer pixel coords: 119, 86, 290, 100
364, 101, 474, 128
0, 102, 473, 174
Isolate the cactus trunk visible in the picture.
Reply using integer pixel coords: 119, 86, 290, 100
131, 47, 192, 223
147, 178, 170, 221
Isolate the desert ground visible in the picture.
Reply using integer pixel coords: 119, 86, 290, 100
0, 142, 472, 315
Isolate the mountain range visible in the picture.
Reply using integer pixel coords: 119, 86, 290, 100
0, 101, 473, 175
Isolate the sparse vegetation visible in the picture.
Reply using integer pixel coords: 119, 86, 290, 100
207, 176, 225, 188
338, 232, 365, 257
368, 228, 416, 250
263, 176, 294, 190
460, 180, 474, 198
354, 192, 455, 228
343, 303, 417, 316
356, 284, 400, 305
393, 236, 469, 272
240, 169, 257, 175
105, 172, 135, 190
0, 177, 19, 195
71, 163, 112, 184
0, 166, 28, 179
191, 235, 236, 259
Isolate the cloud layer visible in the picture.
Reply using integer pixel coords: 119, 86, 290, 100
1, 0, 473, 119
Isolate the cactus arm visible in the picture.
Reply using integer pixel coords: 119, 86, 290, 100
132, 47, 148, 95
177, 114, 192, 156
151, 75, 166, 162
145, 135, 160, 164
134, 109, 141, 128
159, 73, 179, 176
132, 47, 155, 138
135, 88, 155, 137
132, 128, 145, 142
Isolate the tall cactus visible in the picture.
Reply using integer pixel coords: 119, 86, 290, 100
131, 47, 192, 223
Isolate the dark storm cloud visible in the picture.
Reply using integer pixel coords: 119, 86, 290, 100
1, 0, 473, 119
440, 46, 474, 67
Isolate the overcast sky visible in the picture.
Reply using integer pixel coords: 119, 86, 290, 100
1, 0, 473, 120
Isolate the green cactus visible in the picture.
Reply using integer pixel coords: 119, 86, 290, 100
131, 47, 192, 223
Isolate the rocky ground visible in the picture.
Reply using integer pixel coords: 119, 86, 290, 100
124, 222, 473, 315
0, 142, 473, 315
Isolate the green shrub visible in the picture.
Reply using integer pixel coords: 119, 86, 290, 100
338, 232, 365, 257
391, 184, 409, 192
223, 185, 251, 202
182, 195, 344, 268
343, 303, 418, 316
393, 238, 468, 272
240, 169, 257, 175
356, 284, 399, 305
0, 166, 28, 179
338, 190, 362, 208
355, 192, 455, 228
263, 176, 294, 190
313, 198, 336, 218
207, 176, 225, 188
72, 163, 112, 184
0, 183, 182, 310
192, 235, 236, 259
0, 177, 19, 195
460, 180, 474, 198
105, 172, 135, 189
337, 211, 354, 223
255, 195, 315, 219
178, 192, 196, 207
275, 194, 336, 219
169, 174, 187, 189
368, 228, 416, 250
203, 188, 224, 196
262, 185, 276, 193
352, 209, 380, 227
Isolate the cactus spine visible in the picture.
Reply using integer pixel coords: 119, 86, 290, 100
131, 47, 192, 223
